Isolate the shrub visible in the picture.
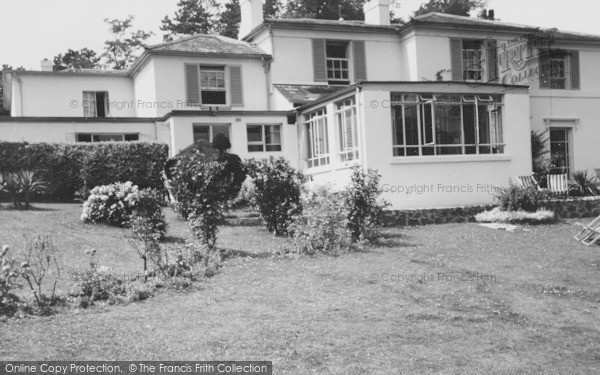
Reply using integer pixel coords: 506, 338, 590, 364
475, 207, 556, 224
80, 142, 169, 198
0, 141, 168, 202
0, 170, 48, 209
290, 187, 352, 255
0, 245, 20, 317
20, 235, 62, 310
345, 166, 388, 242
131, 189, 167, 239
81, 181, 141, 227
246, 157, 308, 236
571, 170, 600, 196
494, 181, 549, 212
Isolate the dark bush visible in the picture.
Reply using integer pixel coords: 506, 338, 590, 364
0, 141, 169, 202
495, 181, 549, 212
345, 166, 388, 242
246, 157, 307, 236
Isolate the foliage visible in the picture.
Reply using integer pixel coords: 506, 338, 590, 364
413, 0, 487, 17
20, 235, 62, 310
103, 16, 153, 70
246, 157, 308, 236
494, 181, 549, 213
264, 0, 284, 17
212, 133, 232, 152
475, 207, 556, 224
571, 170, 600, 196
218, 0, 241, 39
0, 170, 48, 209
0, 142, 168, 202
228, 178, 256, 209
81, 182, 143, 227
290, 187, 352, 255
0, 245, 20, 317
161, 0, 219, 41
531, 130, 550, 173
345, 166, 388, 242
284, 0, 367, 20
53, 48, 101, 71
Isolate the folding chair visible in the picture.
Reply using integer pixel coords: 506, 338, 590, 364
574, 215, 600, 246
516, 175, 543, 191
595, 169, 600, 181
547, 174, 569, 197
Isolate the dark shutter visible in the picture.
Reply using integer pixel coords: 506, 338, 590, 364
229, 66, 244, 107
353, 40, 367, 82
486, 39, 498, 82
450, 39, 463, 81
185, 64, 200, 105
312, 39, 327, 82
570, 50, 580, 90
539, 52, 551, 89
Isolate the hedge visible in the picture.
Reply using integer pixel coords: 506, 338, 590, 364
0, 142, 169, 202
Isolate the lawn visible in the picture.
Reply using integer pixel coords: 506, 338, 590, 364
1, 204, 600, 374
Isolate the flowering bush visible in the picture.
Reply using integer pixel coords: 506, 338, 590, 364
290, 187, 352, 255
81, 182, 141, 227
246, 157, 308, 236
345, 166, 388, 242
1, 245, 20, 317
475, 207, 556, 224
494, 181, 549, 212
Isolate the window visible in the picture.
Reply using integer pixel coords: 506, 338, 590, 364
200, 66, 226, 105
247, 125, 282, 152
193, 124, 230, 143
326, 41, 350, 85
306, 108, 330, 168
83, 91, 109, 118
392, 93, 504, 157
550, 129, 571, 175
335, 98, 359, 162
540, 50, 580, 90
462, 40, 484, 81
76, 133, 139, 143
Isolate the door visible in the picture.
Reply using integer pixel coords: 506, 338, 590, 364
549, 128, 571, 176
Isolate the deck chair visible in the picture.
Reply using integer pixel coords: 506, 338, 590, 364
547, 174, 569, 196
574, 215, 600, 246
595, 169, 600, 181
516, 175, 543, 191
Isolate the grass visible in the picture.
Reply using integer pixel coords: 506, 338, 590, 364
1, 203, 600, 374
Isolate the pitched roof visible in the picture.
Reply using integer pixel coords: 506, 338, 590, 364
274, 84, 347, 106
409, 12, 600, 43
146, 34, 270, 57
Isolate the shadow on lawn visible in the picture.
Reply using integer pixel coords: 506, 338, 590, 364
371, 231, 419, 249
0, 205, 60, 212
222, 248, 272, 260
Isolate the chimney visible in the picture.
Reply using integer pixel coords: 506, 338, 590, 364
41, 59, 53, 72
364, 0, 391, 26
239, 0, 264, 40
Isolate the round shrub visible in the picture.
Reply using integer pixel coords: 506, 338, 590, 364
81, 182, 141, 227
246, 157, 308, 236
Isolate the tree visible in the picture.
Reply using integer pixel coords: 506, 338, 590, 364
53, 48, 101, 71
0, 65, 24, 116
264, 0, 284, 18
161, 0, 219, 41
284, 0, 367, 20
218, 0, 241, 39
103, 16, 153, 70
413, 0, 487, 17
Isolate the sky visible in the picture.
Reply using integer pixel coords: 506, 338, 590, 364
0, 0, 598, 70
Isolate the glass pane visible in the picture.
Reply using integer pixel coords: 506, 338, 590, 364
478, 104, 490, 144
422, 103, 434, 144
265, 125, 281, 146
193, 126, 210, 142
201, 91, 226, 105
77, 134, 92, 142
93, 134, 123, 142
463, 104, 476, 145
124, 133, 139, 142
435, 103, 462, 145
326, 42, 347, 58
404, 104, 419, 146
248, 144, 264, 152
213, 125, 230, 140
247, 125, 263, 143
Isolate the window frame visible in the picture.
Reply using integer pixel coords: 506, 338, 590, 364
335, 97, 360, 162
82, 91, 109, 118
199, 65, 227, 106
306, 108, 330, 168
246, 124, 282, 153
462, 40, 484, 82
326, 40, 351, 85
75, 133, 139, 143
391, 93, 504, 157
192, 123, 231, 144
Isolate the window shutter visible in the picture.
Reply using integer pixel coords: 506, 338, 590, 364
539, 52, 551, 89
486, 40, 498, 82
185, 64, 200, 105
229, 66, 244, 107
570, 50, 580, 90
353, 41, 367, 82
450, 39, 463, 81
312, 39, 327, 82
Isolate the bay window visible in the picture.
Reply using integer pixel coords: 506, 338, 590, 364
392, 93, 504, 157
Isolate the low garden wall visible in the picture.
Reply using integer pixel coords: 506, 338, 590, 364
383, 197, 600, 227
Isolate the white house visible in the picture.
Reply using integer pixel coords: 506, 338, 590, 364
2, 0, 600, 209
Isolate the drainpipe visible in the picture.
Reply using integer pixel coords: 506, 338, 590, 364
14, 75, 23, 116
262, 56, 272, 111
